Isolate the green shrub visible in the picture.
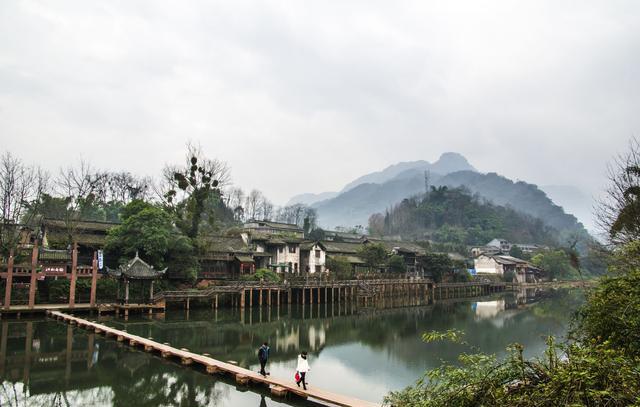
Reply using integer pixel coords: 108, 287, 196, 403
386, 337, 640, 407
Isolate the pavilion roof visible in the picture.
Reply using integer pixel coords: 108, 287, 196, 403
106, 253, 166, 279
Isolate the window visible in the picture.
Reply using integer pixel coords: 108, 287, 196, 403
289, 245, 296, 253
315, 249, 321, 258
315, 265, 321, 273
279, 247, 283, 253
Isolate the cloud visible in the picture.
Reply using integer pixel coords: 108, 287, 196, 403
0, 0, 639, 206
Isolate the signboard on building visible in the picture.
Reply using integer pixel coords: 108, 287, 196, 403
98, 250, 104, 270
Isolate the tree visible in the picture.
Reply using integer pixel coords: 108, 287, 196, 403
598, 137, 640, 245
420, 253, 453, 283
307, 227, 326, 241
0, 152, 48, 256
387, 255, 407, 274
105, 200, 196, 279
368, 213, 385, 237
509, 245, 524, 259
531, 249, 580, 280
358, 243, 388, 273
244, 189, 262, 220
325, 255, 352, 279
163, 144, 230, 238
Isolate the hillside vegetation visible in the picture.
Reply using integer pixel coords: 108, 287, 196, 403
369, 186, 558, 247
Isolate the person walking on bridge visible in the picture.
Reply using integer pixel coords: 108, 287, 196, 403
295, 351, 310, 390
257, 342, 270, 376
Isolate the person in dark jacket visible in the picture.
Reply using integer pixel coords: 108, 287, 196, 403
257, 342, 270, 376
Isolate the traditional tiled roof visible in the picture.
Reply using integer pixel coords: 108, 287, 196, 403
201, 235, 248, 253
106, 253, 166, 279
365, 238, 427, 256
326, 254, 365, 264
320, 241, 364, 254
491, 255, 529, 265
43, 218, 120, 232
235, 255, 254, 263
39, 249, 71, 262
244, 220, 303, 232
300, 241, 318, 251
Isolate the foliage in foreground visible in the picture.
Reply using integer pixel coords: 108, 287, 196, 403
386, 338, 640, 407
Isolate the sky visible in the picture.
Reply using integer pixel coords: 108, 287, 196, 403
1, 0, 639, 209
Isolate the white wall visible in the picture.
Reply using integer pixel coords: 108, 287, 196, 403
474, 256, 503, 275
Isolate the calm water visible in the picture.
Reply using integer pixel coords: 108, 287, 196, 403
0, 288, 583, 406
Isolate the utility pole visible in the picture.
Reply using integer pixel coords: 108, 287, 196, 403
424, 170, 431, 196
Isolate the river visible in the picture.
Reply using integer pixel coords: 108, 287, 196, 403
0, 287, 583, 406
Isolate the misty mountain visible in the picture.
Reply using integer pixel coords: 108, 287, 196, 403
286, 191, 339, 207
340, 152, 476, 193
304, 154, 589, 242
540, 185, 596, 233
288, 152, 475, 207
435, 171, 587, 237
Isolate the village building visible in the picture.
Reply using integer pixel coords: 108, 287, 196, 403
198, 235, 254, 279
474, 254, 543, 283
471, 239, 545, 257
364, 239, 428, 276
241, 221, 305, 274
243, 220, 305, 239
321, 241, 368, 273
41, 218, 119, 266
300, 241, 327, 274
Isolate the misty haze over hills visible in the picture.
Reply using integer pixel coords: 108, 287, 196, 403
288, 152, 596, 238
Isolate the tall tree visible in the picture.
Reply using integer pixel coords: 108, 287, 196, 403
0, 152, 48, 255
163, 144, 230, 238
358, 243, 388, 273
599, 137, 640, 245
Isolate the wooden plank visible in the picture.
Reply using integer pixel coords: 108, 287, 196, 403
49, 310, 380, 407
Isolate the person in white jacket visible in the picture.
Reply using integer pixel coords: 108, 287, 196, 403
295, 351, 310, 390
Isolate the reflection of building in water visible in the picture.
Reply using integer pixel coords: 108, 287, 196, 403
474, 300, 506, 319
274, 321, 328, 354
275, 325, 300, 353
307, 324, 327, 351
0, 321, 98, 393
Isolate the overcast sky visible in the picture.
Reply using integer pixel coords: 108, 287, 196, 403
1, 0, 639, 208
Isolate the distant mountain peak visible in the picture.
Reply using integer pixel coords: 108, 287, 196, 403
431, 152, 476, 174
340, 152, 476, 193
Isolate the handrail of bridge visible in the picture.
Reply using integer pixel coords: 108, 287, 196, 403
152, 278, 435, 303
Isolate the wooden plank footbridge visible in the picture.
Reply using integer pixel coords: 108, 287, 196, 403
47, 310, 380, 407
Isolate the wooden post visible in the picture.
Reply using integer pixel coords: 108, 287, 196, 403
317, 287, 320, 304
3, 250, 14, 310
249, 289, 253, 307
90, 251, 98, 307
215, 294, 218, 309
259, 289, 263, 307
69, 243, 78, 308
124, 279, 130, 304
268, 288, 272, 307
277, 289, 280, 306
302, 288, 305, 304
0, 321, 8, 376
240, 289, 245, 309
287, 288, 292, 304
149, 280, 154, 302
310, 287, 314, 304
28, 244, 39, 309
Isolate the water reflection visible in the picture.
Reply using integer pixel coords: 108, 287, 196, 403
0, 288, 584, 406
0, 320, 314, 406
